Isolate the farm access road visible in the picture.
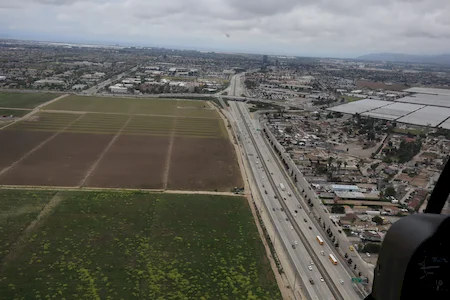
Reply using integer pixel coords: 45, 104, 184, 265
0, 185, 242, 197
0, 94, 70, 130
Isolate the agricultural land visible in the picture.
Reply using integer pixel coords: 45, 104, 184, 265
0, 92, 61, 109
0, 95, 242, 191
0, 189, 281, 299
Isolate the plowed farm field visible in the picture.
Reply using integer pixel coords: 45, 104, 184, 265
0, 97, 242, 191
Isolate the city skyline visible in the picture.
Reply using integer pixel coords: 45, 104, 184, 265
1, 0, 450, 58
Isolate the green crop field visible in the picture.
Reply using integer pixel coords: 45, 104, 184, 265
7, 112, 227, 138
341, 95, 364, 102
0, 92, 61, 109
0, 189, 57, 261
44, 95, 218, 118
0, 190, 281, 300
0, 109, 32, 117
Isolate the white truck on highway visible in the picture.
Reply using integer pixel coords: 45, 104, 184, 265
279, 183, 286, 191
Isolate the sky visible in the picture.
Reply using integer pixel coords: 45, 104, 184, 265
0, 0, 449, 58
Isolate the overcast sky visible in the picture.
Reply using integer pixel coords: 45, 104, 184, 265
0, 0, 449, 57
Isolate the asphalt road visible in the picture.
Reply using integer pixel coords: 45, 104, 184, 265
83, 65, 139, 95
261, 121, 374, 292
229, 101, 336, 300
230, 101, 364, 300
226, 73, 246, 97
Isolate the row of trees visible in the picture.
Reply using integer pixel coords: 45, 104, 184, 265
384, 140, 422, 163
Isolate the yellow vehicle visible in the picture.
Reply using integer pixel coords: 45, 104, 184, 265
350, 246, 354, 252
316, 235, 324, 245
329, 254, 338, 265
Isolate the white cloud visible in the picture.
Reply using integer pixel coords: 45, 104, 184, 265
0, 0, 450, 57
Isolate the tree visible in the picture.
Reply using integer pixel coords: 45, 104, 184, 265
331, 205, 345, 214
384, 186, 396, 198
362, 243, 381, 253
327, 156, 334, 167
372, 215, 383, 225
336, 160, 342, 174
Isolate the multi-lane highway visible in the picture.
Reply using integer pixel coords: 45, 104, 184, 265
224, 73, 247, 97
229, 101, 363, 300
261, 120, 374, 288
229, 101, 334, 300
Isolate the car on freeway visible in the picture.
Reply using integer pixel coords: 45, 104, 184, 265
290, 226, 293, 230
264, 190, 268, 194
309, 278, 314, 285
272, 208, 275, 211
309, 226, 312, 230
292, 244, 296, 249
320, 277, 324, 282
308, 266, 313, 271
340, 279, 344, 285
285, 218, 289, 221
304, 219, 307, 222
310, 261, 314, 265
294, 241, 298, 245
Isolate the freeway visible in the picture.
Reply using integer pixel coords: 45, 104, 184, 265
261, 119, 374, 289
226, 73, 247, 97
229, 101, 336, 300
231, 101, 363, 300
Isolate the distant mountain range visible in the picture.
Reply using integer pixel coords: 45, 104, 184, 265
357, 53, 450, 65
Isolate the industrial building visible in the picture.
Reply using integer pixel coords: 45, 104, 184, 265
328, 87, 450, 128
109, 84, 128, 93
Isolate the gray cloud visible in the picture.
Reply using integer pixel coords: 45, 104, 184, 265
0, 0, 449, 57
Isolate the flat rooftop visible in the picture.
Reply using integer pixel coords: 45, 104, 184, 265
328, 87, 450, 127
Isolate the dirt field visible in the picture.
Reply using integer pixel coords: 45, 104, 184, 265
0, 130, 53, 171
168, 137, 243, 191
356, 80, 408, 91
8, 112, 81, 132
84, 135, 170, 189
0, 133, 113, 186
0, 96, 242, 191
